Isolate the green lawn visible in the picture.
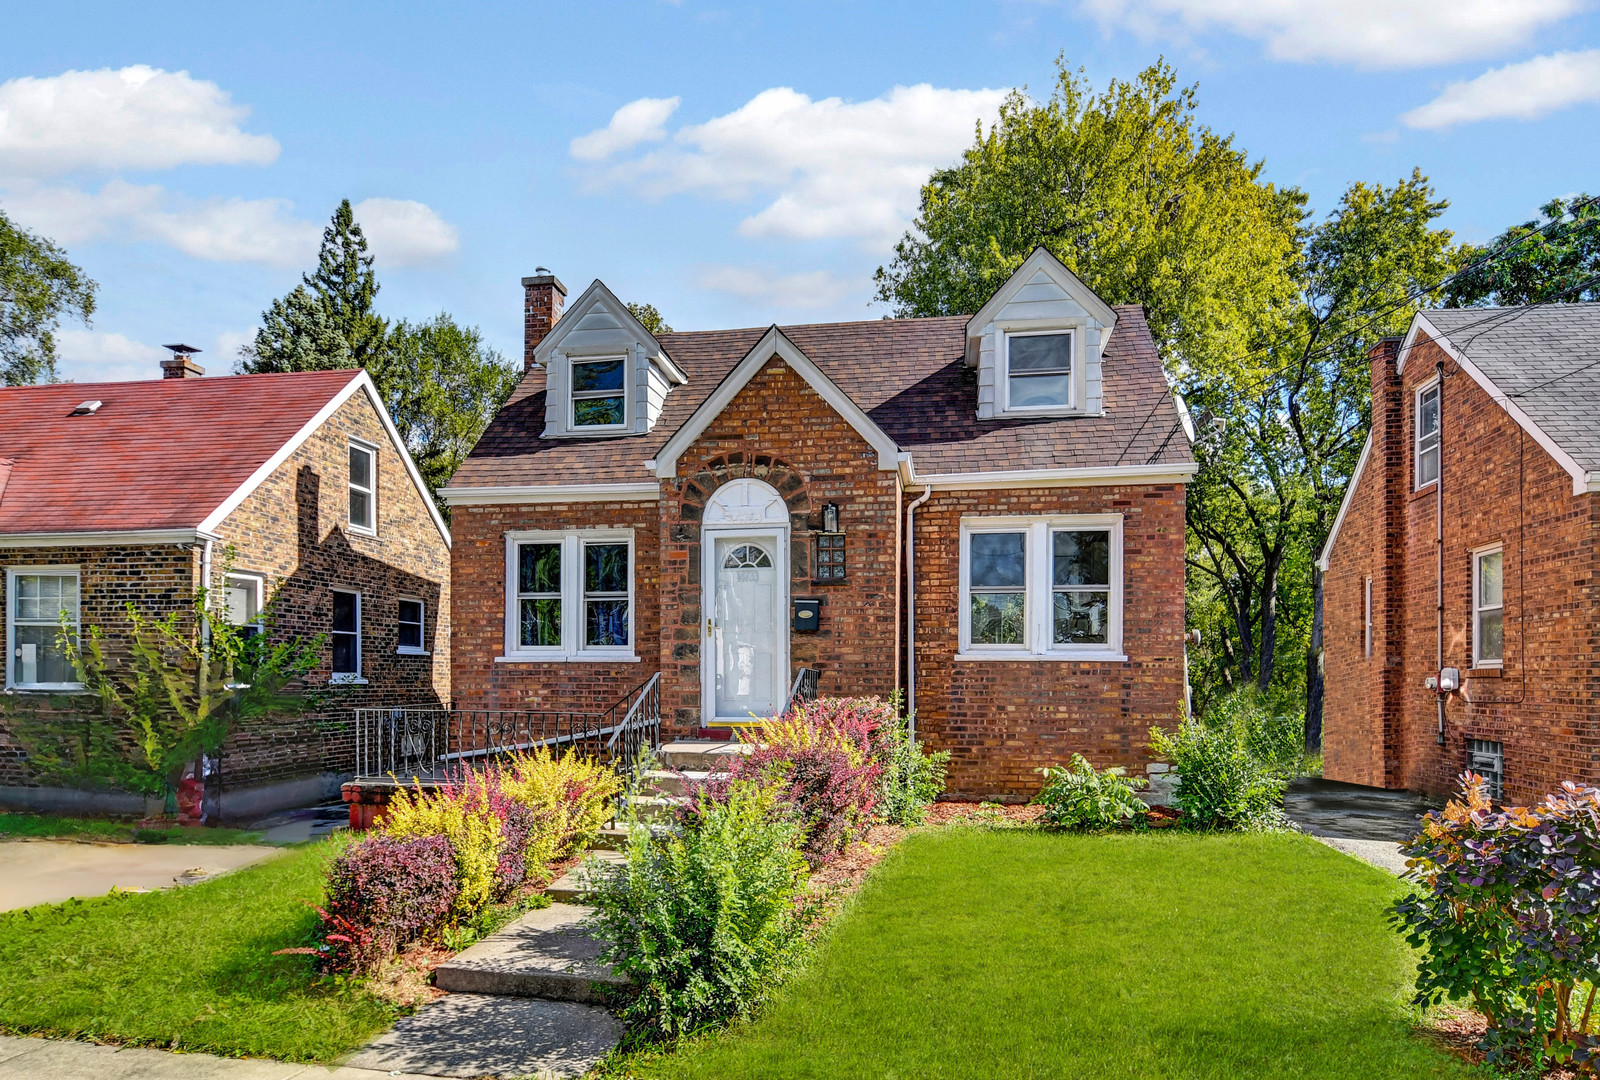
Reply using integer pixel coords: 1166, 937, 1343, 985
0, 813, 264, 845
0, 836, 397, 1062
634, 829, 1477, 1080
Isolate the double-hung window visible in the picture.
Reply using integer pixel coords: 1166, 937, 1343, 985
505, 530, 635, 660
5, 567, 81, 690
570, 356, 627, 429
959, 516, 1124, 659
348, 441, 377, 534
398, 598, 426, 654
222, 573, 264, 639
1473, 547, 1504, 668
331, 589, 363, 682
1003, 330, 1074, 411
1416, 382, 1440, 488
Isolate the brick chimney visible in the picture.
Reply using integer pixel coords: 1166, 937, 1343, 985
160, 343, 205, 379
1366, 335, 1406, 789
522, 268, 567, 373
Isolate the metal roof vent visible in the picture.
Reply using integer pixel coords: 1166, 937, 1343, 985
70, 400, 103, 416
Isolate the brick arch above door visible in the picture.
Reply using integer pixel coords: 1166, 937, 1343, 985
677, 453, 810, 524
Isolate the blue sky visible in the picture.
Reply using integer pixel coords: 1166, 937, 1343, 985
2, 0, 1597, 383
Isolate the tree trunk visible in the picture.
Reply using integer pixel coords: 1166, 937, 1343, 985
1306, 563, 1325, 750
1257, 556, 1281, 693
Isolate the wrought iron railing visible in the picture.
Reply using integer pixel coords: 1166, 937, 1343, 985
784, 666, 819, 716
353, 673, 662, 787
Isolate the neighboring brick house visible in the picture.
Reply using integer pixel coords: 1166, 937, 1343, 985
1319, 304, 1600, 804
443, 250, 1195, 800
0, 354, 451, 818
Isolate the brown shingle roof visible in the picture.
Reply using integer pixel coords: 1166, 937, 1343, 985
450, 308, 1192, 488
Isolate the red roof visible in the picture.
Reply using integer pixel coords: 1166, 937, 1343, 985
0, 370, 362, 536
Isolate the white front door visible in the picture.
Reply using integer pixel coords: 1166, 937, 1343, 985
705, 531, 786, 723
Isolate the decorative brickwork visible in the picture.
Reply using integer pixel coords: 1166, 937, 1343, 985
1323, 332, 1600, 803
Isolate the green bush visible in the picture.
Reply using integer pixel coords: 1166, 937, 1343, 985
1208, 689, 1307, 776
1034, 754, 1149, 829
589, 780, 808, 1040
874, 716, 950, 826
1148, 714, 1287, 832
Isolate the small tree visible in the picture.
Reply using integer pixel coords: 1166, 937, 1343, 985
57, 575, 328, 807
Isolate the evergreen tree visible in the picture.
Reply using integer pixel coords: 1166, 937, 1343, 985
239, 284, 351, 373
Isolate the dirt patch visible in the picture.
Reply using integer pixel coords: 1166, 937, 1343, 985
925, 801, 1045, 827
1419, 1007, 1580, 1079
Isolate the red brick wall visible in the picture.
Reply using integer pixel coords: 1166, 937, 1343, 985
911, 484, 1189, 801
1323, 331, 1600, 802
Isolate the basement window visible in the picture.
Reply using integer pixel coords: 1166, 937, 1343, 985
1468, 738, 1505, 801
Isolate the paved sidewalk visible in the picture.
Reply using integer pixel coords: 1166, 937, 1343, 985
0, 840, 280, 911
0, 1035, 437, 1079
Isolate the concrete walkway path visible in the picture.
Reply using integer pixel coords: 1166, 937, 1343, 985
0, 1035, 437, 1079
1284, 777, 1436, 876
0, 840, 280, 911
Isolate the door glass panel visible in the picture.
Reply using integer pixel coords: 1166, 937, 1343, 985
713, 537, 780, 720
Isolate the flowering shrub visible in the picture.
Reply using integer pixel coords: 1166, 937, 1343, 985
590, 780, 807, 1039
382, 769, 519, 916
1391, 775, 1600, 1073
1034, 754, 1149, 829
498, 746, 624, 861
314, 834, 458, 974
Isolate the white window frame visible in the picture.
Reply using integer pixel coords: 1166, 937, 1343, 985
397, 596, 428, 656
1473, 545, 1504, 669
221, 572, 265, 637
1363, 575, 1373, 659
568, 354, 631, 432
500, 529, 638, 662
1415, 379, 1440, 491
347, 439, 378, 536
4, 565, 84, 691
1000, 326, 1077, 415
956, 514, 1125, 661
330, 588, 365, 684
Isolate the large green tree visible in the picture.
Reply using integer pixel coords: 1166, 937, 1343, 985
874, 57, 1303, 374
1184, 172, 1458, 738
0, 207, 97, 385
627, 301, 673, 335
1444, 194, 1599, 307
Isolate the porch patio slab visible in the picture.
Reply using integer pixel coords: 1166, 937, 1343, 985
656, 740, 751, 771
344, 994, 619, 1080
0, 840, 280, 912
432, 902, 626, 1003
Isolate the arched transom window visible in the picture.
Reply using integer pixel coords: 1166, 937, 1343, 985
722, 544, 773, 569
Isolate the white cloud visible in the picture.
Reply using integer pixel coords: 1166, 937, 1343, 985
213, 328, 257, 366
0, 65, 279, 177
578, 85, 1006, 247
1079, 0, 1583, 68
1402, 49, 1600, 128
696, 265, 858, 309
352, 197, 460, 265
570, 96, 680, 161
53, 329, 170, 383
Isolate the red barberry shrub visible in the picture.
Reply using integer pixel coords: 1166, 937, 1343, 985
315, 833, 458, 974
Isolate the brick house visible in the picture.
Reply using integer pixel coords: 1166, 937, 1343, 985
1319, 304, 1600, 804
442, 250, 1194, 800
0, 354, 451, 819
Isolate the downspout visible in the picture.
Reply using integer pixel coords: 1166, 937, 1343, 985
1435, 358, 1446, 746
904, 485, 932, 739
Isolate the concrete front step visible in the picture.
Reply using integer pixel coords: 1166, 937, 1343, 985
545, 848, 627, 903
655, 740, 753, 771
433, 902, 627, 1004
641, 768, 711, 797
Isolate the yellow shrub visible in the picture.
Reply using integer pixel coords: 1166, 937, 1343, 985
499, 747, 624, 859
382, 774, 504, 918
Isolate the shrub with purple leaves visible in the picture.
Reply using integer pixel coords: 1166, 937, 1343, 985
315, 834, 458, 974
1391, 774, 1600, 1073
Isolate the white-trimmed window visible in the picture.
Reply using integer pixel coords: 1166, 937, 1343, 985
331, 589, 363, 682
570, 356, 628, 429
958, 516, 1124, 660
1473, 547, 1504, 668
5, 566, 82, 691
398, 598, 426, 655
503, 530, 635, 661
1415, 381, 1440, 489
222, 573, 264, 639
348, 441, 377, 534
1363, 576, 1373, 659
1002, 329, 1074, 412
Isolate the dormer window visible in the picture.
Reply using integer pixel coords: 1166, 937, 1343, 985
1004, 330, 1074, 411
571, 356, 627, 428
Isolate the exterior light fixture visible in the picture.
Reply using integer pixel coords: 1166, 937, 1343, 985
823, 502, 840, 533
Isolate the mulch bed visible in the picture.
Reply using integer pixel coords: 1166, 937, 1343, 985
1419, 1007, 1581, 1079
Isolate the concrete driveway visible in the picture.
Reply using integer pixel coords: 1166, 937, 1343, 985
1283, 777, 1437, 875
0, 839, 280, 911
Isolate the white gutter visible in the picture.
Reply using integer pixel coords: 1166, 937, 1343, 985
909, 462, 1197, 490
0, 528, 221, 549
904, 485, 932, 737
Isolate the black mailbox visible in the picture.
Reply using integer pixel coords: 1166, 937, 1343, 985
792, 597, 822, 632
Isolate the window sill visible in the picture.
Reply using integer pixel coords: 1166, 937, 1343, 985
1409, 481, 1437, 501
345, 525, 378, 539
953, 650, 1128, 663
4, 685, 90, 695
1467, 666, 1503, 678
329, 674, 369, 685
495, 653, 642, 664
397, 648, 431, 657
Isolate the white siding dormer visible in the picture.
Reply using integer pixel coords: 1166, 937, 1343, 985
965, 248, 1118, 421
534, 280, 688, 439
